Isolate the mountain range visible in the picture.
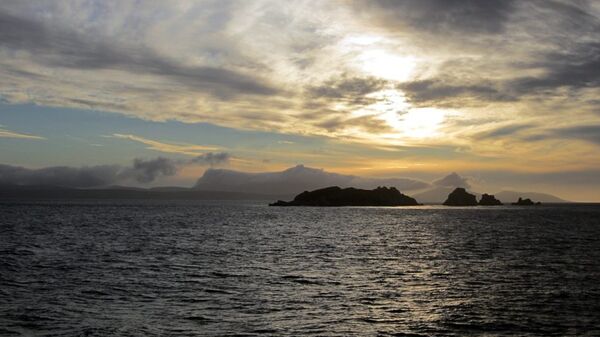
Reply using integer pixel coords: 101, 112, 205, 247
412, 186, 566, 204
0, 165, 567, 203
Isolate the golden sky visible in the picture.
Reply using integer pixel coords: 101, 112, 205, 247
1, 1, 600, 200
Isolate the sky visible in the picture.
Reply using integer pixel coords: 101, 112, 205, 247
1, 0, 600, 201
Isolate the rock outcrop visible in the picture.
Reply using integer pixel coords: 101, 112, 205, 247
512, 197, 541, 206
443, 187, 478, 206
269, 186, 419, 207
479, 193, 503, 206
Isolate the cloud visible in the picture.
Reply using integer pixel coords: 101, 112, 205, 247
528, 125, 600, 146
0, 157, 178, 187
315, 114, 394, 133
121, 157, 178, 183
111, 134, 219, 156
433, 172, 471, 189
0, 0, 599, 165
307, 75, 387, 102
0, 127, 45, 139
398, 80, 514, 106
190, 152, 231, 166
350, 0, 516, 35
473, 123, 536, 140
0, 10, 277, 98
511, 42, 600, 93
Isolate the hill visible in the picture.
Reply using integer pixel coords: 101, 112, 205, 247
270, 186, 419, 206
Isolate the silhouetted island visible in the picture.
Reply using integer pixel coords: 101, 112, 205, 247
479, 193, 503, 206
443, 187, 478, 206
269, 186, 419, 206
512, 197, 541, 206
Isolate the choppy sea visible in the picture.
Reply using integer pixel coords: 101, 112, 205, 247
1, 200, 600, 336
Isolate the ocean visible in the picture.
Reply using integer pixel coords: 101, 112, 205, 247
1, 201, 600, 336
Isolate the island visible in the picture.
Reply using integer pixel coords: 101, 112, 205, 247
443, 187, 478, 206
269, 186, 420, 206
479, 193, 503, 206
512, 197, 541, 206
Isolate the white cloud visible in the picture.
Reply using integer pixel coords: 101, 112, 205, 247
0, 127, 45, 140
110, 133, 219, 156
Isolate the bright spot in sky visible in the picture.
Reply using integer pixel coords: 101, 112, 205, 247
358, 49, 416, 81
341, 34, 383, 46
353, 89, 447, 141
399, 108, 447, 139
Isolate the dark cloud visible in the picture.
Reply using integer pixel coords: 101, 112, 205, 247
315, 114, 394, 133
0, 10, 277, 98
189, 152, 231, 166
511, 42, 600, 93
399, 80, 514, 106
305, 75, 388, 114
399, 42, 600, 106
388, 2, 600, 106
351, 0, 515, 34
307, 75, 387, 99
522, 124, 600, 146
122, 157, 178, 183
0, 157, 178, 188
433, 172, 471, 188
473, 123, 536, 140
0, 164, 121, 188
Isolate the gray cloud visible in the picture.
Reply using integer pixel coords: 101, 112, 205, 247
189, 152, 231, 166
399, 42, 600, 106
433, 172, 471, 189
315, 114, 394, 133
385, 2, 600, 108
474, 123, 536, 140
511, 42, 600, 93
307, 75, 387, 100
0, 10, 277, 98
399, 80, 514, 106
0, 157, 178, 188
352, 0, 515, 35
530, 125, 600, 146
122, 157, 178, 184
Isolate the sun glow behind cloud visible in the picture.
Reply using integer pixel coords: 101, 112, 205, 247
357, 49, 417, 82
349, 88, 450, 143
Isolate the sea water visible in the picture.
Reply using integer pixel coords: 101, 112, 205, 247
1, 201, 600, 336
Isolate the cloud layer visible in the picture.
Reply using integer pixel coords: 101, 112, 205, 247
0, 0, 599, 194
0, 157, 178, 187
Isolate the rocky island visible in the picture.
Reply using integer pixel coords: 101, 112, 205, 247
269, 186, 419, 206
479, 193, 503, 206
443, 187, 478, 206
512, 197, 541, 206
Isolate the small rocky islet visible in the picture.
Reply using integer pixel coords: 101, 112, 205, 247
269, 186, 419, 206
443, 187, 478, 206
270, 186, 540, 207
512, 197, 542, 206
479, 193, 503, 206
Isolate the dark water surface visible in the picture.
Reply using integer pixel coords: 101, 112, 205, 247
1, 201, 600, 336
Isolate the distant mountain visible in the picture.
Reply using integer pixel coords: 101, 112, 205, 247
413, 186, 458, 204
495, 191, 566, 203
193, 165, 429, 196
414, 186, 567, 204
0, 169, 568, 203
414, 187, 486, 204
412, 173, 568, 204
